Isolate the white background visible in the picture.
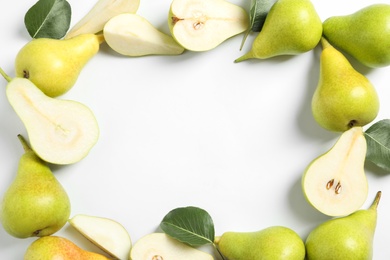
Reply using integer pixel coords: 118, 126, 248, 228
1, 0, 390, 259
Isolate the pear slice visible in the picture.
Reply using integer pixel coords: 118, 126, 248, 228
302, 126, 368, 217
168, 0, 249, 51
130, 233, 214, 260
5, 76, 99, 165
69, 214, 132, 260
103, 13, 185, 56
65, 0, 140, 39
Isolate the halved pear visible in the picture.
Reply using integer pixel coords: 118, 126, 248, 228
5, 77, 99, 165
130, 233, 213, 260
65, 0, 140, 39
168, 0, 249, 51
104, 13, 185, 56
302, 126, 368, 217
69, 214, 132, 260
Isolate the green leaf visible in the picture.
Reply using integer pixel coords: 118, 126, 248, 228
364, 119, 390, 172
160, 206, 215, 247
240, 0, 277, 50
24, 0, 71, 39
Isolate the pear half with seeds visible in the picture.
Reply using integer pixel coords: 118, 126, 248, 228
104, 13, 185, 56
302, 126, 368, 217
168, 0, 249, 51
69, 214, 132, 260
130, 233, 214, 260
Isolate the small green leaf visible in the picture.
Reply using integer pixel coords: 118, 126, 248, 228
364, 119, 390, 172
160, 206, 215, 247
24, 0, 71, 39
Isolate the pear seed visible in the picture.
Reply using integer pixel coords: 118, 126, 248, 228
193, 22, 204, 30
152, 256, 163, 260
326, 179, 334, 189
335, 182, 342, 194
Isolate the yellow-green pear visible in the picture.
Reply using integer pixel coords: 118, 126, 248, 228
305, 191, 381, 260
0, 135, 71, 238
312, 38, 380, 132
15, 33, 104, 97
323, 4, 390, 68
215, 226, 306, 260
302, 126, 368, 217
235, 0, 322, 62
24, 236, 109, 260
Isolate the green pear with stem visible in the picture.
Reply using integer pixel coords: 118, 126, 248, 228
235, 0, 322, 62
305, 191, 382, 260
24, 236, 109, 260
0, 135, 71, 238
15, 33, 104, 97
215, 226, 306, 260
312, 38, 379, 132
323, 4, 390, 68
302, 126, 368, 217
0, 68, 99, 165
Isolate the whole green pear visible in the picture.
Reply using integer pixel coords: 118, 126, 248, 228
323, 4, 390, 68
15, 33, 103, 97
215, 226, 305, 260
305, 191, 381, 260
312, 38, 379, 132
235, 0, 322, 62
0, 135, 71, 238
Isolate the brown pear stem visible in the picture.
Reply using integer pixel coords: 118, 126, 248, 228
0, 67, 11, 82
17, 134, 33, 153
370, 191, 382, 210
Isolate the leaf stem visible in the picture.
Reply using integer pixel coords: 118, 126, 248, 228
0, 67, 11, 82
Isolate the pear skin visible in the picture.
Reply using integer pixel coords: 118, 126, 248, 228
305, 191, 381, 260
235, 0, 322, 62
0, 135, 71, 238
311, 38, 380, 132
24, 236, 109, 260
15, 33, 104, 97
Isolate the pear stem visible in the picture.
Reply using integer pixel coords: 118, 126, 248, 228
370, 191, 382, 210
0, 67, 11, 82
17, 134, 32, 153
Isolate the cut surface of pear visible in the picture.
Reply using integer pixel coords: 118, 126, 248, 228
69, 214, 132, 260
5, 77, 99, 165
168, 0, 249, 51
104, 13, 185, 56
66, 0, 140, 39
15, 34, 103, 97
302, 126, 368, 217
130, 233, 213, 260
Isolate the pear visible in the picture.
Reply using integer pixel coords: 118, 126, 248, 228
69, 214, 132, 260
0, 135, 71, 238
168, 0, 249, 52
103, 13, 185, 56
65, 0, 140, 39
0, 68, 99, 165
323, 4, 390, 68
130, 233, 214, 260
302, 126, 368, 217
15, 33, 104, 97
24, 236, 109, 260
235, 0, 322, 62
312, 38, 379, 132
215, 226, 305, 260
305, 191, 382, 260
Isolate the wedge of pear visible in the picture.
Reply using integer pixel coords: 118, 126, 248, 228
168, 0, 249, 51
0, 68, 99, 165
69, 214, 132, 260
302, 126, 368, 217
130, 233, 213, 260
104, 13, 185, 56
65, 0, 140, 39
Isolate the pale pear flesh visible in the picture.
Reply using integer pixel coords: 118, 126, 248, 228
104, 13, 185, 56
65, 0, 140, 39
302, 127, 368, 217
6, 78, 99, 165
24, 236, 110, 260
168, 0, 249, 51
69, 214, 132, 260
130, 233, 214, 260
